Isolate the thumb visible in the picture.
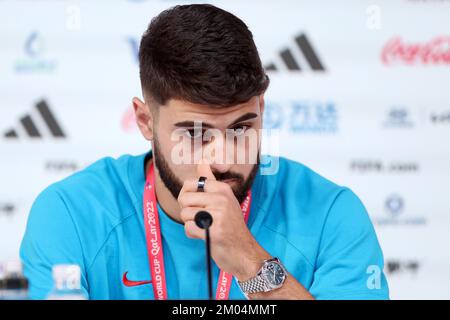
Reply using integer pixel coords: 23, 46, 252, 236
197, 158, 216, 181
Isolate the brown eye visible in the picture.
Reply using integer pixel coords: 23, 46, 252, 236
233, 125, 249, 136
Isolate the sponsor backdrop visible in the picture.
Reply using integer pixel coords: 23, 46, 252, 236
1, 0, 449, 299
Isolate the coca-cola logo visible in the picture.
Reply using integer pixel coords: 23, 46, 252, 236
381, 36, 450, 66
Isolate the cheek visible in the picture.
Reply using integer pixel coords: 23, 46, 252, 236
163, 129, 198, 165
242, 132, 260, 165
157, 130, 177, 156
172, 164, 198, 182
217, 138, 257, 166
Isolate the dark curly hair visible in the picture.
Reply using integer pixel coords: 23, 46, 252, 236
138, 4, 269, 108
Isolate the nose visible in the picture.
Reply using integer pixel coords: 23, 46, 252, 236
203, 133, 234, 174
209, 162, 233, 175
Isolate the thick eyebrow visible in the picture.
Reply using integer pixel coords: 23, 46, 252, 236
173, 121, 214, 128
228, 112, 258, 126
173, 112, 258, 129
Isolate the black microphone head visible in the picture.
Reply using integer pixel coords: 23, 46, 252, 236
195, 211, 213, 229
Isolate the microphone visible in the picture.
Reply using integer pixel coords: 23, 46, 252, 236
195, 210, 213, 229
195, 210, 213, 300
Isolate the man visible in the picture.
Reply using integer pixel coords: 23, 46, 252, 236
20, 4, 389, 300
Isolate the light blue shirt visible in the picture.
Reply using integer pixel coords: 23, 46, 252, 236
20, 152, 389, 299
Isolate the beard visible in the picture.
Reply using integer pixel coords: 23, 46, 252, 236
152, 133, 259, 204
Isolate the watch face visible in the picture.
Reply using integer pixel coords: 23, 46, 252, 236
263, 261, 285, 287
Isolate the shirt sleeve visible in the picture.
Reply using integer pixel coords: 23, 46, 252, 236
309, 188, 389, 300
19, 186, 89, 299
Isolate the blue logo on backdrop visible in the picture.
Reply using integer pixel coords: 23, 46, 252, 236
125, 36, 139, 64
264, 101, 338, 134
373, 193, 427, 226
383, 107, 414, 128
25, 31, 44, 58
14, 31, 57, 73
385, 194, 404, 217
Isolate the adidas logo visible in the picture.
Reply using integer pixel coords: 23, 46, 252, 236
3, 99, 66, 139
265, 34, 326, 72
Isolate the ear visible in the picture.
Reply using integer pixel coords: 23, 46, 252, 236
132, 97, 154, 141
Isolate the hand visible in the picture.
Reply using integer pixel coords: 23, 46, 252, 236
177, 159, 271, 280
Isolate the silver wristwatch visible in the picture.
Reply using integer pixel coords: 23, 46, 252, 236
237, 257, 287, 294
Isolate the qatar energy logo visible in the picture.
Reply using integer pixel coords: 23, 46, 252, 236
14, 31, 57, 73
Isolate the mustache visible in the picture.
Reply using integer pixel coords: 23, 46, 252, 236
212, 171, 244, 182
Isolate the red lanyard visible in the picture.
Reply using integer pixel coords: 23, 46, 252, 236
143, 163, 252, 300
